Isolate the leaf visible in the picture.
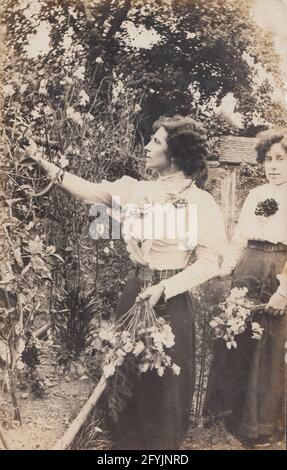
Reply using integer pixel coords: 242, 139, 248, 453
103, 363, 116, 378
28, 236, 43, 255
50, 253, 65, 263
0, 307, 14, 319
31, 255, 45, 271
14, 321, 23, 336
26, 221, 34, 231
16, 360, 25, 370
17, 338, 25, 354
45, 245, 56, 255
14, 247, 24, 267
0, 341, 10, 362
5, 198, 23, 207
92, 337, 102, 351
59, 154, 69, 168
21, 262, 32, 277
0, 273, 15, 285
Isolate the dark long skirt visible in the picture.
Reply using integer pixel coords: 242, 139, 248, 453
203, 245, 286, 440
99, 274, 196, 450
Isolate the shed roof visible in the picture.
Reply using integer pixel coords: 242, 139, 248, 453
218, 136, 260, 165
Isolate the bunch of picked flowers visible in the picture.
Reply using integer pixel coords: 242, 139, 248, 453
91, 299, 181, 380
209, 287, 265, 349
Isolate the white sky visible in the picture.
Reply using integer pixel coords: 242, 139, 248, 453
120, 21, 161, 49
24, 20, 51, 58
215, 0, 287, 126
251, 0, 287, 82
215, 93, 244, 128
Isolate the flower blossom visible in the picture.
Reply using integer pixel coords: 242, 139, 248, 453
66, 106, 83, 126
79, 89, 90, 106
74, 66, 85, 80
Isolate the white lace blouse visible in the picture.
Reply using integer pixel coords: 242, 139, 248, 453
59, 169, 228, 300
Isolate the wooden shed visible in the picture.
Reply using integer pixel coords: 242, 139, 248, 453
218, 135, 260, 165
207, 135, 262, 237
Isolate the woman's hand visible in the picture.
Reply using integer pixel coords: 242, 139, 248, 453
265, 291, 286, 316
22, 138, 62, 181
214, 265, 233, 281
22, 138, 42, 162
136, 284, 165, 308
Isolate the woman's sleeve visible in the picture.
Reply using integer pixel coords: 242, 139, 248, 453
40, 158, 137, 207
221, 189, 255, 273
62, 172, 138, 207
276, 261, 287, 297
158, 192, 228, 300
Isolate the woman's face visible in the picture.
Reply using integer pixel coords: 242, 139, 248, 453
264, 141, 287, 185
144, 126, 171, 171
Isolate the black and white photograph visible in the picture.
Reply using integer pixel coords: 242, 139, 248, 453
0, 0, 286, 453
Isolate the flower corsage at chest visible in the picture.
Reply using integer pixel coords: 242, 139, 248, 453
254, 198, 279, 225
121, 186, 192, 243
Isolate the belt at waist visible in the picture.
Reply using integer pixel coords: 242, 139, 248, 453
247, 240, 287, 253
135, 265, 183, 282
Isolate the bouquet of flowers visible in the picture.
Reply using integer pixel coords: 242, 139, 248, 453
90, 299, 181, 379
209, 287, 265, 349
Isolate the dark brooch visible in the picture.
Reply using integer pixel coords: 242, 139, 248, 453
255, 198, 279, 217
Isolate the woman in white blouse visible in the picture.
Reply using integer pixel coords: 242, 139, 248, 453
25, 115, 227, 450
204, 129, 287, 448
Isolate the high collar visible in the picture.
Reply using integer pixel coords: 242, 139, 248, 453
157, 170, 187, 182
154, 170, 195, 197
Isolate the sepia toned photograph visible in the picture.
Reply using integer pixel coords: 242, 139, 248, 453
0, 0, 286, 453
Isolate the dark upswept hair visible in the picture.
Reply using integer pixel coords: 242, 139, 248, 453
152, 114, 210, 188
255, 128, 287, 163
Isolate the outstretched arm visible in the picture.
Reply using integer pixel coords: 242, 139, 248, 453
24, 139, 133, 206
40, 158, 113, 205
